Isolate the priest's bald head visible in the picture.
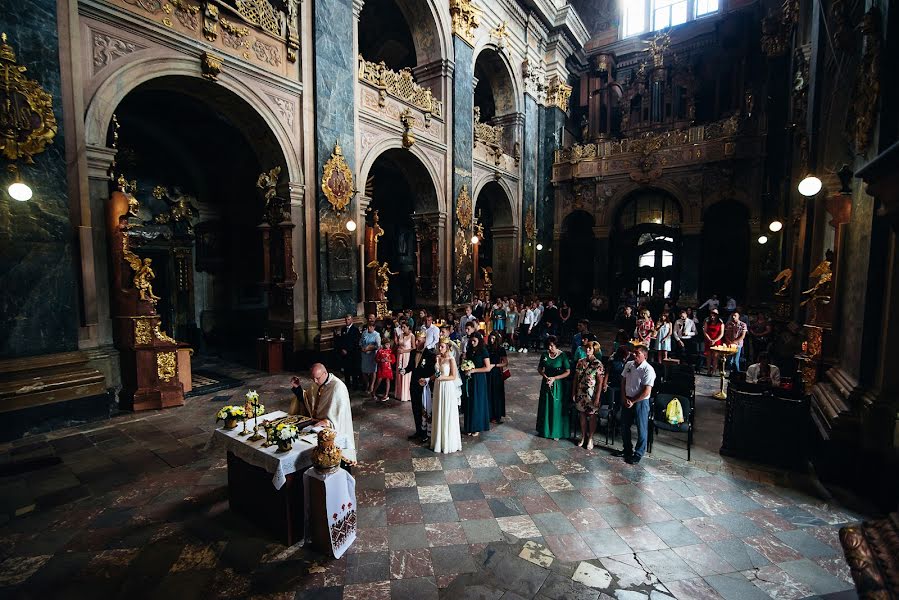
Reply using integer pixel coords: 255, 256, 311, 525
310, 363, 329, 385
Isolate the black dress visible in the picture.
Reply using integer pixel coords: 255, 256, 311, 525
487, 348, 507, 422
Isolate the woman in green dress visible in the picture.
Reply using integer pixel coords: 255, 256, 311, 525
536, 335, 571, 440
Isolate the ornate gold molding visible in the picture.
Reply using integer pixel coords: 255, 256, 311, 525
157, 351, 177, 382
322, 141, 354, 212
134, 319, 153, 345
358, 56, 442, 118
456, 185, 472, 229
524, 206, 536, 241
0, 33, 58, 163
201, 51, 223, 80
545, 75, 572, 113
450, 0, 481, 45
400, 109, 416, 148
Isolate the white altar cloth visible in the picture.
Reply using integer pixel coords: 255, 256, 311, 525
211, 411, 349, 489
303, 467, 357, 558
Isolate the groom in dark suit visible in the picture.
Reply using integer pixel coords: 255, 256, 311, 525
408, 330, 436, 441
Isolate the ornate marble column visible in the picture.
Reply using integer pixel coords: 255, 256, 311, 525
451, 34, 475, 304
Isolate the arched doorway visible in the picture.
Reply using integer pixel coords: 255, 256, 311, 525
473, 48, 519, 152
111, 76, 289, 362
560, 211, 596, 314
611, 190, 683, 309
366, 149, 440, 310
701, 201, 750, 303
474, 181, 515, 295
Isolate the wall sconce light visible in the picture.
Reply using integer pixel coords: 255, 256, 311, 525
471, 234, 479, 245
758, 235, 768, 244
536, 243, 544, 251
797, 174, 822, 197
768, 220, 783, 232
345, 219, 357, 232
6, 165, 32, 202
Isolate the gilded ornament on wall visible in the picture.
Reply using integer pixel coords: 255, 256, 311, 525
157, 351, 177, 382
456, 185, 473, 228
450, 0, 481, 45
524, 206, 536, 240
0, 33, 58, 163
134, 319, 153, 345
322, 141, 354, 212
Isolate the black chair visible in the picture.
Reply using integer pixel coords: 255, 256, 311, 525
601, 386, 620, 446
648, 392, 694, 461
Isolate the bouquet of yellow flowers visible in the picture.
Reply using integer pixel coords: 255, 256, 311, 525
216, 405, 246, 421
274, 422, 299, 443
460, 359, 475, 373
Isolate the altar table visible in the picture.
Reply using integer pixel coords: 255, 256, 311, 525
211, 411, 350, 545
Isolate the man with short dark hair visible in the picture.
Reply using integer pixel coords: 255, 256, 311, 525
408, 331, 436, 440
459, 305, 477, 336
724, 311, 748, 373
619, 345, 655, 464
334, 314, 361, 388
423, 314, 440, 350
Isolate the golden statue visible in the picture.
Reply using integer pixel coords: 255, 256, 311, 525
367, 260, 397, 300
481, 266, 493, 290
773, 267, 793, 296
801, 258, 832, 306
134, 258, 161, 304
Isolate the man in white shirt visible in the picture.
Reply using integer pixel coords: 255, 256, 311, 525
619, 345, 656, 464
290, 365, 356, 462
746, 352, 781, 387
524, 302, 540, 350
423, 314, 440, 350
459, 305, 477, 336
673, 309, 697, 359
699, 294, 720, 313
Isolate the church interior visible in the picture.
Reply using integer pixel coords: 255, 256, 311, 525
0, 0, 898, 597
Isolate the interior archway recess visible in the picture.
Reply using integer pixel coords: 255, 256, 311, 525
84, 54, 301, 185
366, 148, 440, 310
560, 210, 597, 314
474, 181, 516, 295
473, 47, 519, 122
357, 0, 451, 70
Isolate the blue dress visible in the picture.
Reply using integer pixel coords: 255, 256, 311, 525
463, 348, 491, 434
360, 330, 381, 374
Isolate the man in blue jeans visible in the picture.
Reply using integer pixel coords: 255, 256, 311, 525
619, 345, 656, 465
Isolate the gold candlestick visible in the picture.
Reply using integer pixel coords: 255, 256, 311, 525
248, 398, 264, 441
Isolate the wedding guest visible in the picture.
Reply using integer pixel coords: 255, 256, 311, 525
505, 299, 519, 349
407, 331, 435, 440
374, 337, 396, 401
536, 336, 571, 440
749, 312, 773, 362
559, 300, 572, 337
543, 299, 560, 338
423, 314, 440, 350
703, 309, 725, 375
619, 345, 655, 465
290, 365, 356, 462
491, 300, 506, 335
395, 321, 413, 402
571, 319, 589, 354
573, 340, 606, 450
617, 306, 637, 340
487, 332, 507, 424
699, 294, 720, 314
431, 337, 462, 453
461, 332, 491, 436
652, 312, 672, 362
334, 314, 361, 389
673, 309, 697, 360
635, 309, 655, 346
746, 352, 781, 387
723, 311, 748, 372
360, 322, 380, 397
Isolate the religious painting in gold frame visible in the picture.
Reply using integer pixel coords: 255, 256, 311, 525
321, 141, 354, 212
0, 33, 57, 163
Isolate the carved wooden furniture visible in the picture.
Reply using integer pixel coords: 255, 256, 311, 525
108, 190, 184, 411
720, 384, 808, 467
840, 513, 899, 599
256, 338, 285, 374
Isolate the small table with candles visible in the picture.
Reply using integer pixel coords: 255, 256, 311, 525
710, 344, 739, 400
210, 410, 350, 545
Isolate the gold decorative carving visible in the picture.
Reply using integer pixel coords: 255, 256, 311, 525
456, 185, 472, 229
367, 260, 397, 300
157, 351, 177, 382
170, 0, 200, 30
236, 0, 283, 37
760, 0, 799, 58
322, 141, 354, 212
201, 51, 223, 81
490, 21, 509, 48
154, 324, 177, 344
0, 33, 58, 163
474, 106, 504, 164
203, 3, 219, 41
220, 18, 251, 49
400, 108, 416, 148
524, 206, 536, 240
450, 0, 481, 45
134, 319, 153, 345
357, 57, 443, 118
545, 75, 572, 112
648, 31, 671, 68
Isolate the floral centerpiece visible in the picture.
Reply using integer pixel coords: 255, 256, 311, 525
460, 359, 475, 373
273, 422, 299, 452
216, 405, 246, 429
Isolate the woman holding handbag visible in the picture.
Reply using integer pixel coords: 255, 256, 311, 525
487, 332, 508, 424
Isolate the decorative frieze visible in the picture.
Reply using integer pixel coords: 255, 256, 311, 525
358, 56, 443, 119
450, 0, 481, 45
545, 75, 572, 112
92, 32, 139, 71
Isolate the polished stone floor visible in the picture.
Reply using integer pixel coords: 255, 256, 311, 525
0, 334, 866, 599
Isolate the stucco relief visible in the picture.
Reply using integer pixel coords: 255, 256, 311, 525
92, 31, 143, 73
266, 93, 295, 128
359, 88, 444, 141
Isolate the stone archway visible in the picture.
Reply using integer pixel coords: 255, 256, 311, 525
473, 180, 518, 295
472, 47, 521, 154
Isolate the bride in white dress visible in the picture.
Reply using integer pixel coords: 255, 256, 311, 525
431, 338, 462, 454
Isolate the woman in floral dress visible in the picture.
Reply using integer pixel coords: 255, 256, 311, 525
572, 341, 606, 450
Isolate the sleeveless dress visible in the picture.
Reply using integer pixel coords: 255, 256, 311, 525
705, 319, 724, 358
492, 308, 506, 334
431, 358, 462, 454
487, 348, 507, 421
635, 318, 654, 345
505, 310, 518, 336
462, 348, 491, 434
395, 334, 412, 401
652, 323, 672, 351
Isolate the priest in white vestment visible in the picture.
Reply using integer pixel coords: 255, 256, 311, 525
289, 363, 357, 462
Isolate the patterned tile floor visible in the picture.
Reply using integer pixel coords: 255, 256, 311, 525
0, 334, 868, 599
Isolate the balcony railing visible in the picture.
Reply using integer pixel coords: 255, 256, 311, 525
358, 57, 443, 119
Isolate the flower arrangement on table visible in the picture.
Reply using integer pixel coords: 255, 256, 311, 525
243, 390, 265, 418
273, 422, 299, 452
216, 406, 246, 429
460, 359, 475, 374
